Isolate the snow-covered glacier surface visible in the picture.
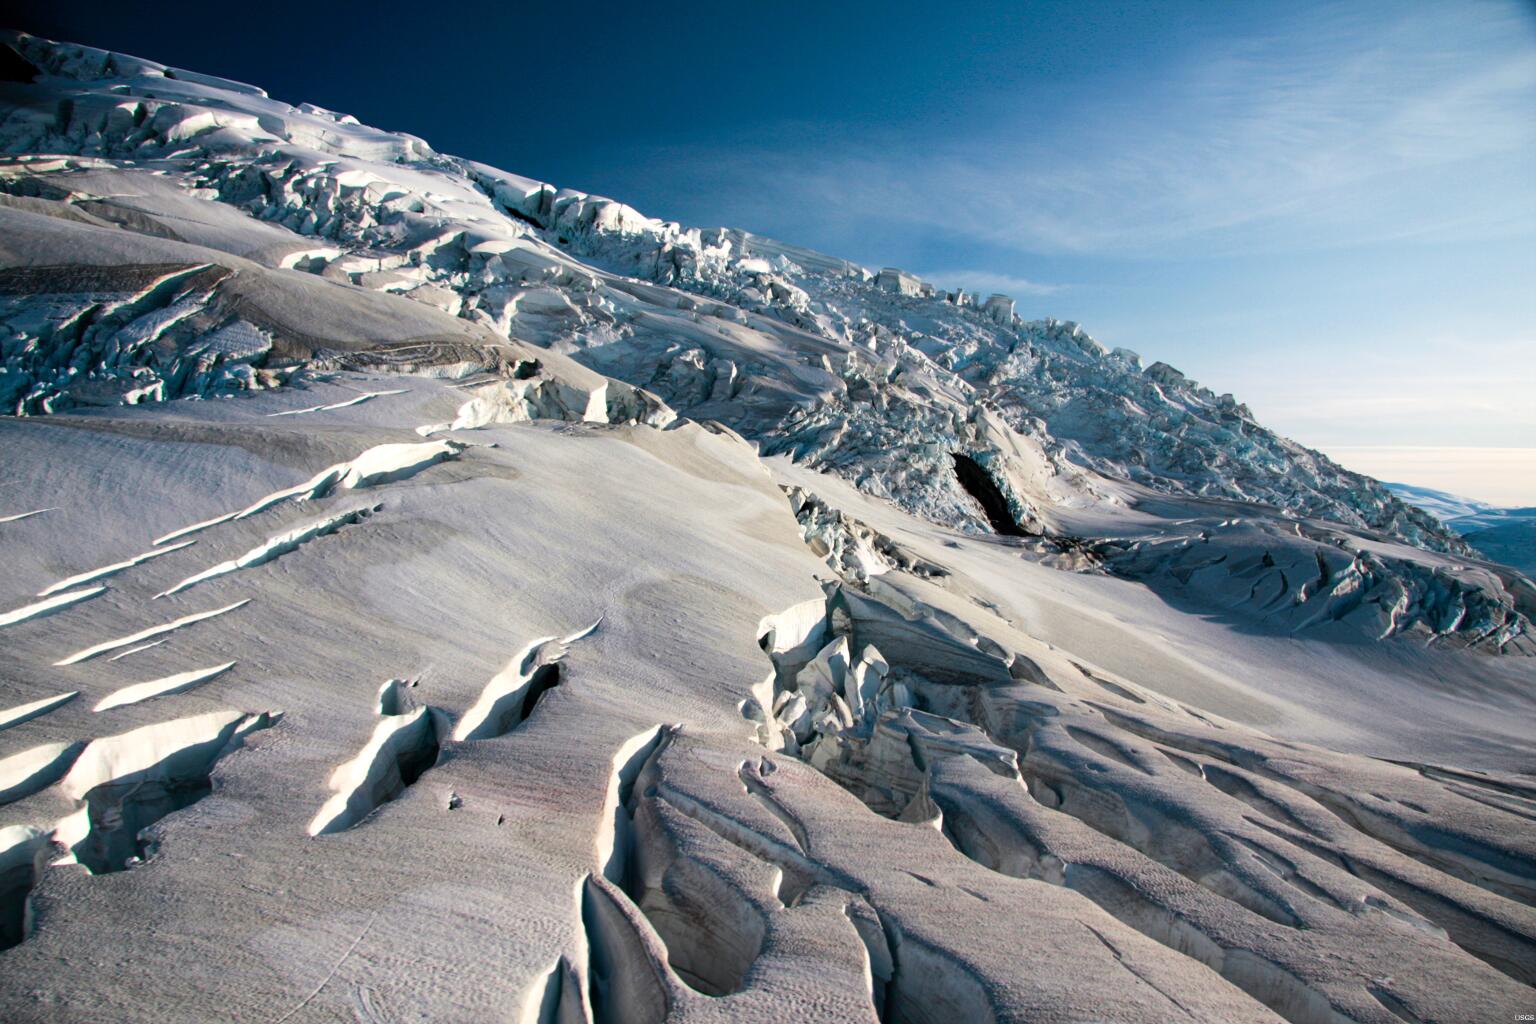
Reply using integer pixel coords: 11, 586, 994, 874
0, 32, 1533, 1024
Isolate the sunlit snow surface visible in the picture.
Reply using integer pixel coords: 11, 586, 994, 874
0, 30, 1533, 1024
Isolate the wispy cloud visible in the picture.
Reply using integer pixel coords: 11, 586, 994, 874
1212, 332, 1536, 451
640, 2, 1536, 260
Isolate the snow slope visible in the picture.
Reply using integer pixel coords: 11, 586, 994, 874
0, 32, 1533, 1024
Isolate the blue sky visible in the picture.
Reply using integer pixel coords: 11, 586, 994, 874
24, 0, 1536, 502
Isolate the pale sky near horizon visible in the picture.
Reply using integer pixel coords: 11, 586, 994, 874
1326, 447, 1536, 508
25, 0, 1536, 505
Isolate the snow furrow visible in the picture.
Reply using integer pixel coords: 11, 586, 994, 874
54, 709, 277, 873
264, 389, 406, 417
0, 691, 78, 733
93, 661, 237, 711
156, 505, 378, 598
0, 586, 105, 628
55, 599, 250, 666
0, 741, 85, 805
308, 705, 441, 836
107, 638, 169, 661
153, 441, 461, 546
0, 508, 55, 524
454, 621, 597, 743
39, 539, 196, 596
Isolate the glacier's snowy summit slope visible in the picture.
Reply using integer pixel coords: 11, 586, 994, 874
0, 32, 1533, 1024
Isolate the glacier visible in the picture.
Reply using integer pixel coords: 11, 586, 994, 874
0, 31, 1533, 1024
